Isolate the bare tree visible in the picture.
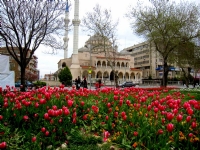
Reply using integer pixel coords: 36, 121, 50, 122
0, 0, 68, 91
82, 4, 120, 87
126, 0, 200, 87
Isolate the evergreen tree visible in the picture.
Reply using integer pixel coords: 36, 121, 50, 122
58, 66, 72, 86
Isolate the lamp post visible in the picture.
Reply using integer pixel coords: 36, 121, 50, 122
88, 35, 92, 90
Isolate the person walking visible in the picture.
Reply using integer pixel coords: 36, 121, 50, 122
76, 76, 81, 90
98, 79, 101, 88
82, 76, 88, 88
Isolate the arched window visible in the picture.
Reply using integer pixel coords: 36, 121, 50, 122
62, 62, 66, 68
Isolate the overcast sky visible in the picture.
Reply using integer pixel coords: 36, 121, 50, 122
35, 0, 199, 78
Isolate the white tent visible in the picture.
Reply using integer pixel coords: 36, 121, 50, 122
0, 55, 15, 89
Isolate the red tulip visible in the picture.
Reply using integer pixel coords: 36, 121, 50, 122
45, 131, 50, 136
121, 111, 126, 117
186, 116, 191, 122
58, 118, 63, 123
187, 108, 193, 116
82, 114, 88, 120
72, 112, 77, 118
147, 105, 151, 111
122, 115, 127, 121
32, 136, 37, 142
108, 108, 112, 113
157, 129, 163, 135
0, 142, 6, 149
188, 133, 193, 138
173, 108, 178, 115
114, 91, 119, 95
0, 115, 3, 120
39, 98, 46, 104
114, 112, 118, 118
176, 114, 183, 122
65, 95, 69, 100
35, 102, 39, 108
80, 101, 85, 106
41, 127, 46, 133
191, 121, 197, 128
64, 109, 70, 116
133, 131, 138, 136
44, 113, 49, 120
154, 107, 159, 113
72, 118, 76, 124
105, 115, 109, 120
126, 100, 131, 106
3, 102, 8, 108
23, 115, 29, 121
161, 118, 165, 124
91, 105, 99, 113
50, 119, 54, 124
48, 109, 54, 116
119, 100, 123, 106
67, 100, 73, 107
52, 105, 57, 110
114, 95, 118, 100
167, 123, 174, 132
166, 112, 174, 121
107, 103, 111, 108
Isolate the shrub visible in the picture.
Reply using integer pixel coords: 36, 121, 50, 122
33, 81, 46, 87
58, 66, 72, 86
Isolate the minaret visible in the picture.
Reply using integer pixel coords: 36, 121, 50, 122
63, 0, 70, 58
70, 0, 81, 79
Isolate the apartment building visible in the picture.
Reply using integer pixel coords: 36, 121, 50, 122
121, 41, 180, 79
0, 47, 39, 82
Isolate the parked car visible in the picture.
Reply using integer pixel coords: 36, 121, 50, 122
119, 81, 136, 88
15, 80, 33, 88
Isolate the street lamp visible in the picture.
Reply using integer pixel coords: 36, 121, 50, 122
88, 34, 92, 90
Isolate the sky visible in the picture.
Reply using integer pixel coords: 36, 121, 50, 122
35, 0, 199, 78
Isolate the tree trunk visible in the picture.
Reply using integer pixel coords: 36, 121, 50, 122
20, 65, 26, 92
161, 61, 169, 87
114, 71, 119, 88
181, 68, 189, 88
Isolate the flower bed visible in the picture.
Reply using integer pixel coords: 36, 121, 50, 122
0, 86, 199, 149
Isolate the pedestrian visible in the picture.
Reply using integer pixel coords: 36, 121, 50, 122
77, 76, 81, 90
98, 79, 101, 88
82, 76, 88, 88
75, 76, 81, 90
